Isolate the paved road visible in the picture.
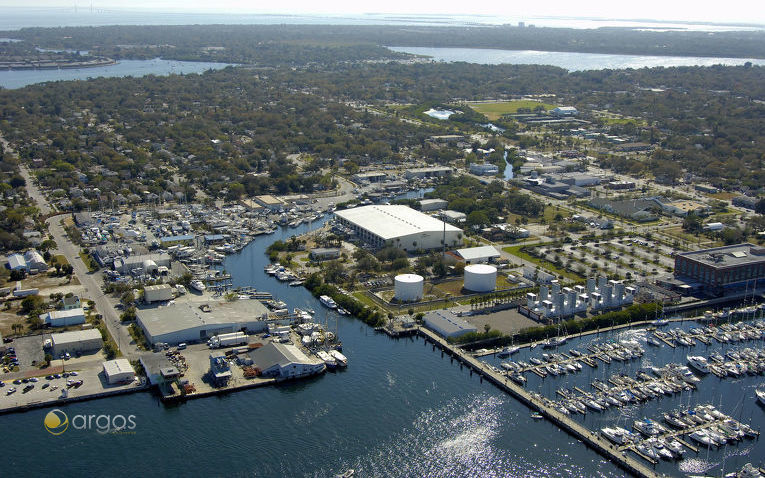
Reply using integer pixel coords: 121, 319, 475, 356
46, 215, 140, 357
2, 128, 139, 357
0, 131, 51, 215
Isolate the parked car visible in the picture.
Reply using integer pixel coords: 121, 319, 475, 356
6, 387, 16, 395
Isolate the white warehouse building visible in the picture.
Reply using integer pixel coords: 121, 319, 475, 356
423, 310, 477, 339
51, 329, 103, 356
136, 299, 270, 345
248, 342, 326, 379
335, 205, 463, 251
40, 308, 86, 327
102, 358, 136, 384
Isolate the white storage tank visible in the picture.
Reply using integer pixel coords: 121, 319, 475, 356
394, 274, 424, 302
463, 264, 497, 292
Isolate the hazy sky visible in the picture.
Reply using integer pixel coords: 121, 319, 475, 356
3, 0, 764, 24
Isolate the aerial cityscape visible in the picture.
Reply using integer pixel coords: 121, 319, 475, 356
0, 3, 764, 477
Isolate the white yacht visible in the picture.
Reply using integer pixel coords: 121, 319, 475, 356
756, 388, 765, 405
190, 279, 206, 292
687, 355, 710, 374
329, 349, 348, 367
601, 427, 633, 445
316, 350, 337, 369
319, 295, 338, 309
633, 419, 665, 437
497, 346, 519, 358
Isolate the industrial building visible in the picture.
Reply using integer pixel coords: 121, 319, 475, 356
40, 308, 86, 327
136, 299, 269, 345
116, 253, 171, 275
419, 199, 448, 212
102, 358, 136, 384
524, 277, 636, 319
51, 329, 103, 356
423, 310, 477, 339
674, 243, 765, 290
403, 166, 453, 179
469, 163, 499, 176
354, 171, 388, 183
144, 284, 174, 303
551, 106, 578, 116
335, 205, 463, 251
248, 342, 325, 379
454, 246, 500, 264
440, 210, 467, 224
254, 195, 285, 211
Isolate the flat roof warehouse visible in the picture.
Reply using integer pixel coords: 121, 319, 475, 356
335, 205, 461, 240
137, 299, 270, 344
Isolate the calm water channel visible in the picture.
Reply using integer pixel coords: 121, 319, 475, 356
0, 58, 233, 89
387, 46, 765, 71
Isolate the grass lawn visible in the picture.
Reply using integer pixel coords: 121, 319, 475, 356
52, 254, 69, 266
503, 244, 583, 281
709, 192, 737, 200
600, 117, 643, 126
470, 100, 555, 121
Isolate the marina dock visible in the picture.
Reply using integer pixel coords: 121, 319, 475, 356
416, 326, 660, 478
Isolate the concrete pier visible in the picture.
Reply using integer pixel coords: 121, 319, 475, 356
417, 327, 659, 478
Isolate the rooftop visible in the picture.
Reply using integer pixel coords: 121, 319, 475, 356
456, 245, 500, 261
678, 243, 765, 268
138, 298, 269, 337
423, 310, 477, 337
249, 342, 316, 368
255, 195, 283, 205
335, 205, 461, 240
103, 358, 134, 376
51, 329, 102, 345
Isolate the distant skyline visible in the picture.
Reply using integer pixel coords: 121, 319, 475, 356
2, 1, 764, 25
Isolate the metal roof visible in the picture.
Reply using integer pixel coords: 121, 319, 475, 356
335, 205, 461, 240
51, 329, 103, 346
456, 246, 500, 261
423, 310, 477, 337
248, 342, 315, 369
137, 298, 269, 338
7, 254, 26, 270
103, 358, 134, 377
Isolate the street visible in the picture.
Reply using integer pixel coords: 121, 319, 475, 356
46, 215, 140, 357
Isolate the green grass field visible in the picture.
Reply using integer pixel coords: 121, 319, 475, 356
470, 101, 555, 120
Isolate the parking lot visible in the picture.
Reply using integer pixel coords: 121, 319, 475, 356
0, 357, 143, 411
532, 235, 676, 281
1, 335, 45, 374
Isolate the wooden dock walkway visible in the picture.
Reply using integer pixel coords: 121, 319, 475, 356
416, 327, 660, 478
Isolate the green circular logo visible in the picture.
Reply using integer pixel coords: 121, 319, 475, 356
44, 409, 69, 435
